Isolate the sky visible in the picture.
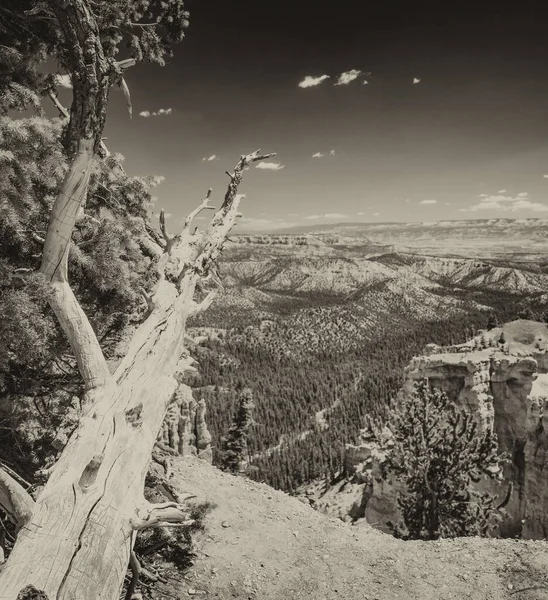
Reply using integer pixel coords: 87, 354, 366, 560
61, 1, 548, 231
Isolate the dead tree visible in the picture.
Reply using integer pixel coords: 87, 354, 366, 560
0, 1, 274, 597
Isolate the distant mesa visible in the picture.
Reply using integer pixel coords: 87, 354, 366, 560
263, 218, 548, 259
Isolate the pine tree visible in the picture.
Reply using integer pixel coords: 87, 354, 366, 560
486, 314, 499, 330
0, 115, 163, 475
379, 379, 509, 540
518, 306, 535, 320
220, 388, 255, 473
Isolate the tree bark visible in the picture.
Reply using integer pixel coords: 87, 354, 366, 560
0, 468, 34, 534
0, 2, 274, 595
0, 149, 274, 599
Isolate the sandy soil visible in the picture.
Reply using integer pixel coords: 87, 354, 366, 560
145, 457, 548, 600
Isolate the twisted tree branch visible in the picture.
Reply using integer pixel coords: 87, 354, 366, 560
0, 468, 35, 533
131, 501, 195, 531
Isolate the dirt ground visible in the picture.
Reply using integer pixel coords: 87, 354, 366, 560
146, 456, 548, 600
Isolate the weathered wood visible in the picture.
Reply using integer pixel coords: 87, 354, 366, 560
0, 469, 34, 533
0, 149, 274, 599
40, 138, 112, 396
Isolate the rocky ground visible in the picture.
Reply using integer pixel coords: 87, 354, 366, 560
145, 456, 548, 600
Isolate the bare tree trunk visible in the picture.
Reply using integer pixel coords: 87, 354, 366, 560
0, 149, 273, 599
0, 3, 274, 596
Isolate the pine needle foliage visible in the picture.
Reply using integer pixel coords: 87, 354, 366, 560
220, 388, 255, 474
379, 379, 509, 540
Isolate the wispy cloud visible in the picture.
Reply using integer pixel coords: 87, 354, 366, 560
335, 69, 362, 86
202, 155, 218, 162
298, 75, 330, 88
255, 161, 285, 171
497, 189, 507, 193
543, 174, 548, 179
304, 213, 348, 220
420, 199, 438, 205
56, 74, 72, 88
312, 149, 336, 158
373, 212, 380, 216
139, 108, 173, 118
460, 191, 548, 213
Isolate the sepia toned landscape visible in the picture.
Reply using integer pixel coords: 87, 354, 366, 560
2, 1, 548, 599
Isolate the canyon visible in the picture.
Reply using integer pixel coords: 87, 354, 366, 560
303, 320, 548, 540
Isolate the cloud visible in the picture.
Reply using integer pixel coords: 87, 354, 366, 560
405, 198, 411, 203
202, 155, 218, 162
335, 69, 362, 86
413, 77, 421, 84
497, 189, 507, 193
298, 75, 330, 88
544, 175, 548, 179
420, 199, 438, 205
255, 161, 285, 171
312, 150, 335, 158
139, 108, 173, 118
56, 74, 72, 88
445, 202, 451, 206
460, 191, 548, 213
512, 200, 548, 212
163, 212, 173, 219
304, 213, 348, 220
373, 212, 380, 216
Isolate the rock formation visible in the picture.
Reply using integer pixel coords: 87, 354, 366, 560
343, 320, 548, 539
159, 384, 213, 463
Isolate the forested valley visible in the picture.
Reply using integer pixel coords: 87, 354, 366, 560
188, 280, 547, 492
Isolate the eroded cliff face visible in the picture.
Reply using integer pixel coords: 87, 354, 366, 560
345, 320, 548, 539
159, 383, 213, 463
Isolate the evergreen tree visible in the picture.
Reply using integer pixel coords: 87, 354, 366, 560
0, 114, 163, 475
220, 388, 255, 473
379, 379, 508, 540
518, 306, 535, 320
486, 314, 499, 330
